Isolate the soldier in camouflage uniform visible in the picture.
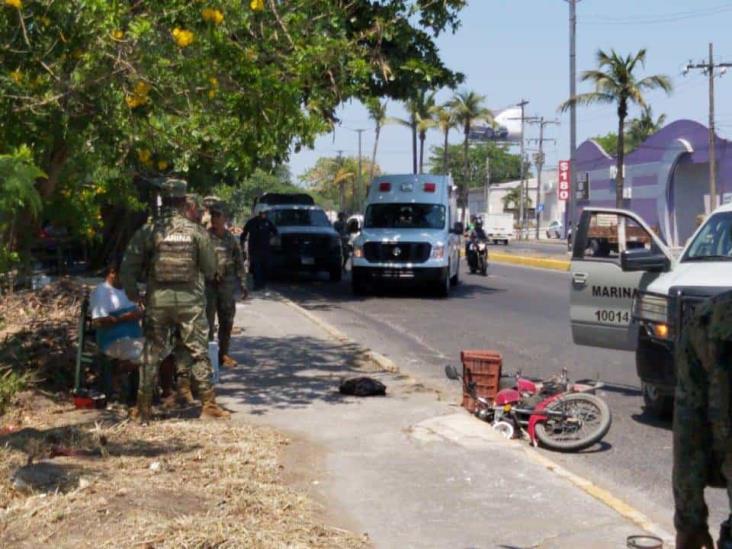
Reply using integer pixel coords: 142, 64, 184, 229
674, 291, 732, 549
120, 179, 229, 421
206, 202, 246, 368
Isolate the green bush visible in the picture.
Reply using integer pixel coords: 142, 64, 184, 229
0, 367, 27, 416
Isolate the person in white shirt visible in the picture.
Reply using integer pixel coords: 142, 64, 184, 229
90, 261, 144, 363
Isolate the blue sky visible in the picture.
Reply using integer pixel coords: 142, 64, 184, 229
288, 0, 732, 181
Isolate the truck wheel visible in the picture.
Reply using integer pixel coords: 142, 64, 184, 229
642, 383, 673, 418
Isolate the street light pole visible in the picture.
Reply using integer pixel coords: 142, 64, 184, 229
567, 0, 579, 239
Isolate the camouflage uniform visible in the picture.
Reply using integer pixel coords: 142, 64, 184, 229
673, 291, 732, 544
206, 223, 245, 364
120, 179, 223, 420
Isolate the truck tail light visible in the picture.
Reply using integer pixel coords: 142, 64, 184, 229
378, 182, 391, 192
423, 182, 436, 193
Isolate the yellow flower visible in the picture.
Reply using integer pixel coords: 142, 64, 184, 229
157, 160, 169, 171
171, 28, 194, 48
250, 0, 264, 11
133, 80, 151, 96
9, 69, 22, 84
112, 30, 124, 40
137, 149, 152, 164
4, 0, 21, 9
202, 8, 224, 25
208, 89, 217, 99
39, 16, 51, 27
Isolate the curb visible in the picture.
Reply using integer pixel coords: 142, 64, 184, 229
270, 290, 673, 543
490, 252, 570, 272
521, 447, 674, 544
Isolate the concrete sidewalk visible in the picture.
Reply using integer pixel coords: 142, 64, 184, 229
217, 293, 669, 548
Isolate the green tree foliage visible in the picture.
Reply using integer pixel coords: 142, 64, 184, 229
0, 146, 45, 272
0, 0, 465, 264
301, 156, 380, 212
448, 90, 492, 213
366, 98, 388, 182
592, 106, 667, 156
429, 142, 522, 189
212, 167, 301, 226
561, 49, 672, 206
502, 185, 532, 217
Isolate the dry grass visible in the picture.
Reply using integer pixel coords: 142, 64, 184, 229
0, 394, 369, 548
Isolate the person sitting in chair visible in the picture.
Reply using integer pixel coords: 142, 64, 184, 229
90, 260, 144, 364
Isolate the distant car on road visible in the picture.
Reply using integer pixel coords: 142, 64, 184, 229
546, 220, 563, 239
262, 201, 343, 282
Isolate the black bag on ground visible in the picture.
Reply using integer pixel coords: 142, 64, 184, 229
339, 377, 386, 397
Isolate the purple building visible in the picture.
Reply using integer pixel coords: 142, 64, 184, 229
575, 119, 732, 247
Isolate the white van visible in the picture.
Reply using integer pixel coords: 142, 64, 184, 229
568, 205, 732, 415
351, 174, 462, 297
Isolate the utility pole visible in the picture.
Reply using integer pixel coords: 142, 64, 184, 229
354, 129, 366, 212
484, 158, 490, 214
684, 43, 732, 211
528, 118, 559, 240
517, 99, 530, 240
565, 0, 580, 238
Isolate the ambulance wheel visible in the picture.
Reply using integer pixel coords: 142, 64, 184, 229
642, 383, 673, 419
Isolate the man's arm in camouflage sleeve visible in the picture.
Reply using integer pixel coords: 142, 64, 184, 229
197, 227, 217, 280
120, 228, 148, 302
673, 327, 712, 534
232, 236, 246, 280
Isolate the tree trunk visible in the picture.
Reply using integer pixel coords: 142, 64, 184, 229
442, 128, 449, 174
461, 124, 470, 224
616, 108, 626, 208
418, 130, 426, 174
411, 119, 418, 175
370, 125, 381, 182
38, 141, 69, 198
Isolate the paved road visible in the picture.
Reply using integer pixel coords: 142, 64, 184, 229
271, 262, 727, 532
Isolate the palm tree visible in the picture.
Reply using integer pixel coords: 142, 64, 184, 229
449, 90, 493, 216
394, 89, 437, 174
626, 105, 666, 150
561, 49, 672, 207
367, 99, 388, 182
502, 185, 531, 220
430, 103, 456, 174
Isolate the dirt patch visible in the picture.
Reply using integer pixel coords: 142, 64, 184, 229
0, 393, 369, 548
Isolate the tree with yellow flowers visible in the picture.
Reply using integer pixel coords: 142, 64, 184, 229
0, 0, 466, 270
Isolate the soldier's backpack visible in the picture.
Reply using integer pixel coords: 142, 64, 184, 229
151, 218, 197, 283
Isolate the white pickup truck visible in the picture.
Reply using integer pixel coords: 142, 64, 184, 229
481, 212, 513, 245
569, 204, 732, 416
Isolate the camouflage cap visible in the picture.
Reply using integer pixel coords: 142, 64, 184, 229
203, 195, 221, 208
209, 201, 228, 216
160, 178, 187, 198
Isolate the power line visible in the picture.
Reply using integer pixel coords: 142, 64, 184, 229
584, 3, 732, 25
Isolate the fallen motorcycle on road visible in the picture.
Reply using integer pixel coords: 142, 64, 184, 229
445, 365, 612, 452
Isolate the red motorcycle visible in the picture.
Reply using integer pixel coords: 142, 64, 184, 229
445, 365, 612, 452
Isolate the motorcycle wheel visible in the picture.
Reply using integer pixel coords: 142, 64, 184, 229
492, 421, 514, 439
479, 256, 487, 276
534, 393, 611, 452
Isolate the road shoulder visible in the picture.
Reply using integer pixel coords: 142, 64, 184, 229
221, 293, 672, 548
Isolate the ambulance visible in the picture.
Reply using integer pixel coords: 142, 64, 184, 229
350, 174, 462, 297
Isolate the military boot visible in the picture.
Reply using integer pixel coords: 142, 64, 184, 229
161, 392, 177, 410
200, 390, 230, 419
177, 376, 196, 405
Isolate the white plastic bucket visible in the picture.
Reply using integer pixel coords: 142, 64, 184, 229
208, 341, 220, 384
